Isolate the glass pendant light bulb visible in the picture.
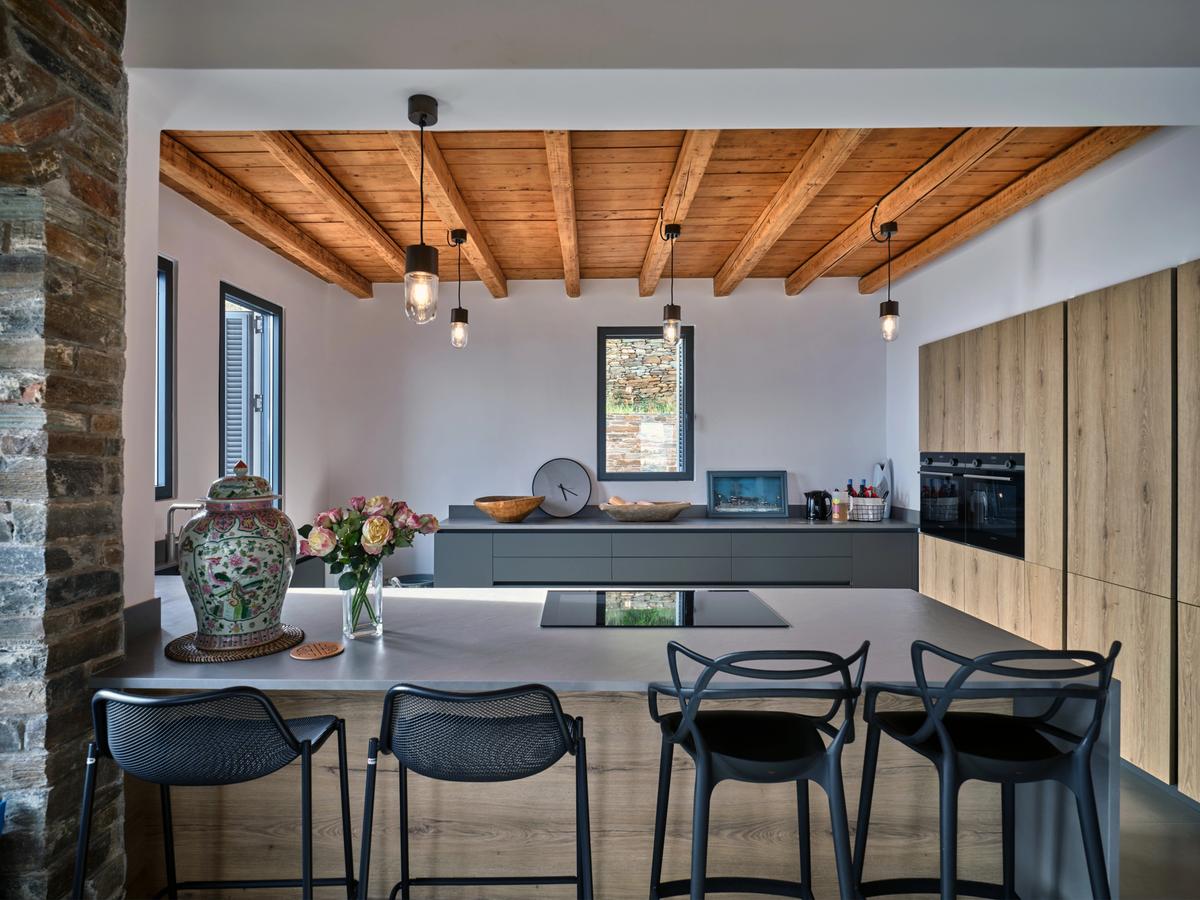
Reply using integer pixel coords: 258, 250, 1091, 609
879, 299, 899, 342
662, 303, 681, 345
405, 270, 438, 323
450, 307, 469, 349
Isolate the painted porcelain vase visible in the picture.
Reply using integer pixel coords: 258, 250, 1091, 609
178, 462, 297, 650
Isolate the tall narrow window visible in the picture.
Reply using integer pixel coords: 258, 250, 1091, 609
219, 283, 282, 495
597, 326, 694, 481
155, 256, 175, 500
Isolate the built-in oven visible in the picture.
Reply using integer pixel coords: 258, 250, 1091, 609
920, 452, 1025, 558
919, 453, 965, 542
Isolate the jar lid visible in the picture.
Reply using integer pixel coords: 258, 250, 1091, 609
206, 461, 276, 501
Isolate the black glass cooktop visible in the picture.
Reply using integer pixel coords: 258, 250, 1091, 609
540, 589, 788, 628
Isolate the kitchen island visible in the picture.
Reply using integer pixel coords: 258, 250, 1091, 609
100, 582, 1116, 899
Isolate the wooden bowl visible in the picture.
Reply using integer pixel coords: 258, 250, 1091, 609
599, 500, 691, 522
474, 495, 545, 524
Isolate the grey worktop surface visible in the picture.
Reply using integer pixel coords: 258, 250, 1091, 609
96, 579, 1038, 692
438, 515, 917, 532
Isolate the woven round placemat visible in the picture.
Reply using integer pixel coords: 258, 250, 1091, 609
165, 624, 305, 663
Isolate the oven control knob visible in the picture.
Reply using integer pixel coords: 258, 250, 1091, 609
922, 456, 933, 466
972, 458, 983, 468
949, 457, 959, 467
1005, 458, 1016, 470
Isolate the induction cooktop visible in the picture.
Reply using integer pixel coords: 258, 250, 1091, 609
539, 589, 788, 628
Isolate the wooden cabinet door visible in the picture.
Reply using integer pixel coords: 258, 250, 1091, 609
919, 533, 965, 610
1024, 561, 1064, 649
964, 316, 1025, 452
1066, 574, 1172, 781
1179, 601, 1200, 801
1180, 260, 1200, 609
1067, 269, 1174, 598
962, 545, 1025, 635
1023, 303, 1066, 570
919, 335, 966, 452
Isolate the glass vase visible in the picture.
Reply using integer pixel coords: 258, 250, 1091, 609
343, 564, 383, 639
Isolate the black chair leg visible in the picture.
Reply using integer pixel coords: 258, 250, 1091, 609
336, 720, 356, 898
690, 756, 713, 900
398, 763, 411, 900
853, 722, 882, 889
1001, 781, 1016, 898
938, 764, 959, 900
161, 784, 179, 900
71, 742, 99, 900
576, 720, 594, 900
796, 780, 812, 894
825, 761, 856, 900
301, 741, 314, 900
649, 736, 673, 900
1073, 770, 1112, 900
357, 738, 379, 900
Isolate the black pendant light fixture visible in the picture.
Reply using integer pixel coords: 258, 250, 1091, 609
405, 94, 439, 324
448, 228, 469, 349
870, 207, 900, 342
660, 221, 682, 345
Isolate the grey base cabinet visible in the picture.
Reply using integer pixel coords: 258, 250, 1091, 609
435, 527, 917, 589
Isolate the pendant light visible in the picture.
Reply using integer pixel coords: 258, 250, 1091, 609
448, 229, 469, 349
405, 94, 439, 324
870, 208, 900, 342
660, 221, 682, 345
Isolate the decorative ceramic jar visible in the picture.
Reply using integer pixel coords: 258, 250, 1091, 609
178, 462, 297, 650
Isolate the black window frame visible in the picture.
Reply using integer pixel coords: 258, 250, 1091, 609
154, 255, 176, 501
218, 282, 284, 497
596, 325, 695, 482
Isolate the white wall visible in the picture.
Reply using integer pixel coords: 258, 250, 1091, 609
883, 126, 1200, 510
154, 185, 339, 554
325, 278, 886, 574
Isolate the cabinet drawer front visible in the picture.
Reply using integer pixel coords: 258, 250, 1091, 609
611, 532, 731, 558
492, 557, 612, 584
611, 557, 732, 583
492, 532, 611, 558
731, 532, 852, 558
851, 533, 916, 589
433, 533, 493, 587
732, 557, 851, 585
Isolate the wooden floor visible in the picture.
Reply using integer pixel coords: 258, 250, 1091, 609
124, 691, 1011, 899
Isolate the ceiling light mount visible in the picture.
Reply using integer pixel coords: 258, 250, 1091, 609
407, 94, 438, 128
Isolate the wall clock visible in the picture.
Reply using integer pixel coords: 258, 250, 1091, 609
533, 458, 592, 518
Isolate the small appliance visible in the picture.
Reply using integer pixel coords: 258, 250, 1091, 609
805, 490, 832, 520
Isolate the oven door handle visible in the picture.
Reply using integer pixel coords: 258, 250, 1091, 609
963, 473, 1015, 482
919, 470, 962, 478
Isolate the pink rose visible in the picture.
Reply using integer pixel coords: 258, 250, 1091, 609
348, 496, 366, 512
307, 526, 337, 557
394, 501, 412, 519
418, 514, 439, 534
315, 507, 344, 528
405, 511, 421, 530
299, 538, 311, 556
365, 495, 393, 516
360, 515, 394, 555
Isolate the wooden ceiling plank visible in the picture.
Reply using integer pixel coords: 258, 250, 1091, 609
257, 131, 408, 276
637, 129, 721, 297
543, 131, 581, 297
159, 133, 372, 299
712, 128, 869, 297
783, 126, 1017, 295
857, 126, 1157, 294
389, 130, 509, 298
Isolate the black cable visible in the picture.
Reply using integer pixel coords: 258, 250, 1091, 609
418, 119, 425, 245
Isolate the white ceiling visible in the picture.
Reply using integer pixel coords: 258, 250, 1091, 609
126, 0, 1200, 70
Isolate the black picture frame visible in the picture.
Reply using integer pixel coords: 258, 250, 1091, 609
155, 256, 176, 501
706, 470, 789, 518
596, 325, 694, 482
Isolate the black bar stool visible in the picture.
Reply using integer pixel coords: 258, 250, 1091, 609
647, 640, 870, 900
854, 640, 1121, 900
357, 683, 593, 899
72, 687, 355, 900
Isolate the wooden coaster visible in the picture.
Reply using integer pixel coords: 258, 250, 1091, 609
290, 641, 344, 660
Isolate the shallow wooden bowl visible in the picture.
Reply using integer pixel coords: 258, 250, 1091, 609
474, 495, 545, 523
599, 500, 691, 522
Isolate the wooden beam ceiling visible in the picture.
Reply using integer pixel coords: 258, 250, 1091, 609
784, 127, 1017, 295
389, 130, 509, 298
857, 126, 1157, 294
638, 129, 720, 297
255, 130, 407, 276
543, 130, 581, 297
159, 133, 373, 299
712, 128, 868, 297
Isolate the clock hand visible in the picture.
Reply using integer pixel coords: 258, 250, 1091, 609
560, 484, 568, 502
562, 486, 578, 497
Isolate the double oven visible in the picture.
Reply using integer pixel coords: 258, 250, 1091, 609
919, 452, 1025, 559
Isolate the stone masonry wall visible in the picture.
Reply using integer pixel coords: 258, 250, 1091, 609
604, 337, 679, 406
604, 413, 681, 473
0, 1, 127, 897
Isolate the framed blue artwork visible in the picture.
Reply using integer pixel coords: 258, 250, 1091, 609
706, 470, 789, 518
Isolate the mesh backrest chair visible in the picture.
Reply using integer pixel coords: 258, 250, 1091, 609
72, 687, 355, 900
357, 683, 592, 900
646, 639, 870, 900
854, 640, 1121, 900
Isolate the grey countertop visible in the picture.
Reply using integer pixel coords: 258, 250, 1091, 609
438, 516, 917, 532
96, 579, 1037, 692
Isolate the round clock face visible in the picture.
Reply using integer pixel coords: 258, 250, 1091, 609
533, 458, 591, 518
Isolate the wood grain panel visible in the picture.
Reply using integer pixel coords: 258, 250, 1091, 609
124, 691, 1007, 900
1179, 601, 1200, 801
940, 333, 967, 452
918, 341, 941, 452
964, 316, 1024, 453
1023, 303, 1066, 570
1066, 574, 1172, 780
1180, 260, 1200, 608
962, 545, 1025, 636
1024, 562, 1065, 650
1066, 269, 1174, 598
919, 533, 965, 611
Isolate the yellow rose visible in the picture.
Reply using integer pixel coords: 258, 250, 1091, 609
360, 515, 394, 555
364, 495, 393, 516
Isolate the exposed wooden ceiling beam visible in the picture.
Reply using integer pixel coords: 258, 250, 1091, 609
713, 128, 868, 297
785, 127, 1018, 296
159, 133, 373, 299
543, 130, 581, 297
857, 126, 1157, 294
639, 129, 720, 297
389, 130, 508, 299
256, 130, 407, 276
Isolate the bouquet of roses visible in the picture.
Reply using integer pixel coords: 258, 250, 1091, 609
299, 495, 438, 632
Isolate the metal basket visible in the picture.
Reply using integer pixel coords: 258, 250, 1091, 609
849, 496, 885, 522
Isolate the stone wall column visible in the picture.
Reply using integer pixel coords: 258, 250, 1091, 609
0, 1, 127, 897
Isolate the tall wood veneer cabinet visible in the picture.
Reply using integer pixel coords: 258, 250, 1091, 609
919, 533, 966, 611
1066, 269, 1174, 599
964, 316, 1025, 452
918, 333, 966, 452
1023, 303, 1066, 570
1178, 258, 1200, 800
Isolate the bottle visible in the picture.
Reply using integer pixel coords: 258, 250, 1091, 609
832, 491, 847, 523
846, 479, 857, 498
860, 479, 868, 497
